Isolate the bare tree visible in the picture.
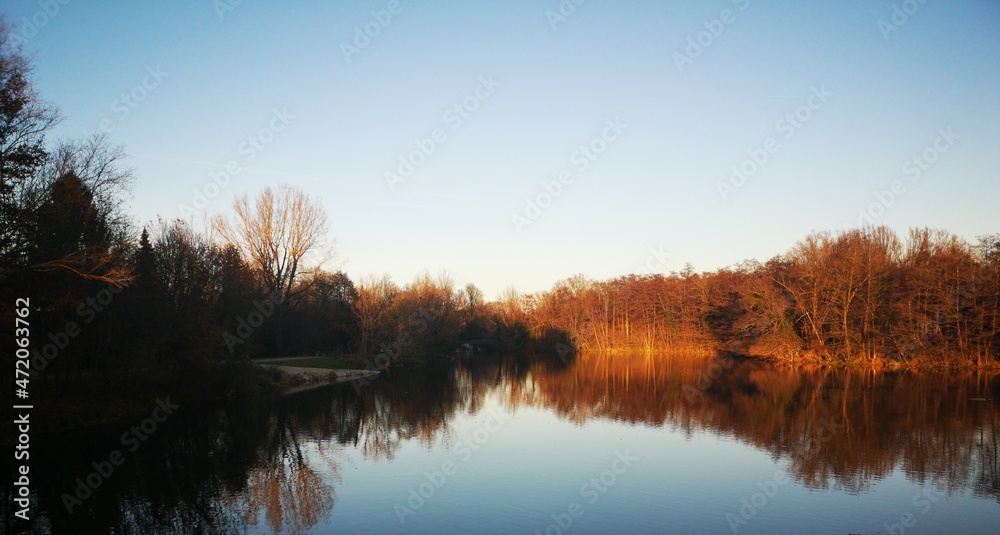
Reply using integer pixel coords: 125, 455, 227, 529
354, 274, 398, 356
40, 133, 135, 228
496, 285, 525, 326
462, 282, 484, 311
22, 134, 137, 286
213, 184, 329, 301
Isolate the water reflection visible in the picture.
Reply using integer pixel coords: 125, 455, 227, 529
232, 363, 465, 533
508, 353, 1000, 501
5, 353, 998, 533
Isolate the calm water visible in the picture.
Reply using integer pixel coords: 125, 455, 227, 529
6, 353, 1000, 534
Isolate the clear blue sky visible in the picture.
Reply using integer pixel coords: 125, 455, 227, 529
7, 0, 999, 299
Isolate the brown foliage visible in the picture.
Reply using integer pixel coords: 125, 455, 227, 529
523, 226, 999, 367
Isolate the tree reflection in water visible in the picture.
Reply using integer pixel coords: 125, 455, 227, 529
234, 401, 337, 534
5, 353, 997, 533
495, 352, 1000, 501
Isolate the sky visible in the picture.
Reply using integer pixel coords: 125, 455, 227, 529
6, 0, 1000, 299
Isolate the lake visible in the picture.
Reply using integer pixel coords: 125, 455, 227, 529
8, 353, 1000, 534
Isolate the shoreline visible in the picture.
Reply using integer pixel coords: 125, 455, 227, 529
257, 364, 382, 394
568, 348, 1000, 371
1, 365, 383, 442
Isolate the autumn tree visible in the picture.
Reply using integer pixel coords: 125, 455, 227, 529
777, 232, 840, 357
213, 184, 329, 301
491, 226, 997, 365
213, 184, 330, 355
0, 16, 59, 275
387, 271, 459, 359
458, 282, 491, 341
354, 275, 398, 356
490, 286, 530, 352
976, 234, 1000, 357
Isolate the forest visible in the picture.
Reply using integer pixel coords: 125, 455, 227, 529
1, 18, 999, 432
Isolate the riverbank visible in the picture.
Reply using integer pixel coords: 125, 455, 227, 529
573, 346, 1000, 371
256, 363, 381, 394
743, 352, 1000, 371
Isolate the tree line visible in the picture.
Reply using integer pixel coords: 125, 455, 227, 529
521, 227, 999, 367
2, 12, 998, 428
